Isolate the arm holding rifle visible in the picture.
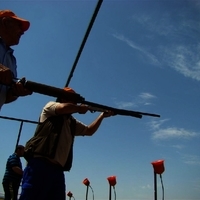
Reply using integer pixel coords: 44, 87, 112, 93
55, 87, 115, 136
55, 102, 114, 136
85, 111, 114, 136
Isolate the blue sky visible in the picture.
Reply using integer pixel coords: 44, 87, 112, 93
0, 0, 200, 199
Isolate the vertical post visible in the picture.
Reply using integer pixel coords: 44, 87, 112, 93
83, 178, 90, 200
86, 185, 89, 200
67, 191, 73, 200
151, 160, 165, 200
107, 176, 116, 200
154, 172, 157, 200
15, 121, 24, 150
109, 184, 112, 200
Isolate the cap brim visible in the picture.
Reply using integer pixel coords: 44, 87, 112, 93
11, 16, 30, 32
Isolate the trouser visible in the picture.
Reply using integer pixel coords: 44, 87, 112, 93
19, 157, 66, 200
2, 181, 20, 200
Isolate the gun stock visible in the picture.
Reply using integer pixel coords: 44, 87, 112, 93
23, 80, 84, 102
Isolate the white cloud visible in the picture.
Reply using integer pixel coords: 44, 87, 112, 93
131, 13, 177, 37
164, 44, 200, 81
171, 144, 185, 150
152, 127, 199, 140
141, 184, 151, 189
115, 92, 157, 109
182, 154, 200, 166
149, 119, 170, 130
113, 31, 200, 81
116, 101, 135, 109
137, 92, 157, 106
112, 33, 160, 66
139, 92, 156, 100
114, 30, 200, 81
129, 9, 200, 81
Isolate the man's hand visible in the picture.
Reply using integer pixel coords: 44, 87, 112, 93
11, 81, 32, 96
5, 82, 32, 104
0, 64, 13, 85
78, 104, 89, 114
102, 110, 116, 118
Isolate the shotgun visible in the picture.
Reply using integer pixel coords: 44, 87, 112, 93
19, 78, 160, 119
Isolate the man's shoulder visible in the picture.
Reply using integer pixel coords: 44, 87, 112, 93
8, 153, 18, 162
40, 101, 58, 122
43, 101, 58, 108
42, 101, 58, 113
9, 153, 16, 158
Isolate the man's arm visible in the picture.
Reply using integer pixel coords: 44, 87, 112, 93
83, 111, 114, 136
12, 166, 23, 176
55, 102, 114, 136
0, 63, 13, 85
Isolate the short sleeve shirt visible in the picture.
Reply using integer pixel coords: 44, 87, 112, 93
2, 153, 22, 184
0, 38, 17, 109
39, 101, 87, 167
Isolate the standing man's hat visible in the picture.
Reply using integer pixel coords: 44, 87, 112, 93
0, 10, 30, 32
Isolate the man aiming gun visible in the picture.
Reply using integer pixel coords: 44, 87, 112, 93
20, 87, 115, 200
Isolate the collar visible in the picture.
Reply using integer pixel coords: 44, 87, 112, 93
0, 37, 14, 53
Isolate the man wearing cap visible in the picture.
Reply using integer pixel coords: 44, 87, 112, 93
0, 10, 32, 110
20, 87, 115, 200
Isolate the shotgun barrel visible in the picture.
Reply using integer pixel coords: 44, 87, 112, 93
85, 101, 160, 118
